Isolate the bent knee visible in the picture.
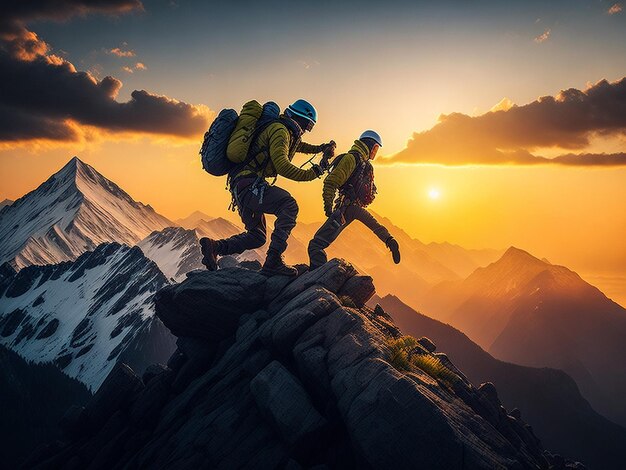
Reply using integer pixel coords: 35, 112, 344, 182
249, 229, 267, 248
282, 197, 299, 216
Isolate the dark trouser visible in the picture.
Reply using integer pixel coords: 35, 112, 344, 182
217, 180, 298, 257
308, 204, 391, 268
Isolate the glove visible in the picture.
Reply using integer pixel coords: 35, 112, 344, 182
386, 236, 401, 264
311, 163, 324, 178
321, 141, 336, 157
319, 157, 330, 171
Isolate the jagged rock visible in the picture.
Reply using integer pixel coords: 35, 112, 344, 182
260, 287, 341, 355
417, 336, 437, 352
34, 258, 583, 469
337, 275, 375, 307
155, 267, 267, 340
250, 361, 328, 447
269, 259, 356, 312
479, 381, 500, 406
217, 255, 239, 269
240, 259, 262, 271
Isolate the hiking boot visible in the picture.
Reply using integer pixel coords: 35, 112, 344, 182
199, 237, 218, 271
261, 252, 298, 277
386, 237, 401, 264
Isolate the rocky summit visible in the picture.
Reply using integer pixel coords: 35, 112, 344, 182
26, 259, 584, 469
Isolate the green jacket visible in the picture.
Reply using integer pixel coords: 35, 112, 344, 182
322, 140, 370, 214
234, 117, 322, 181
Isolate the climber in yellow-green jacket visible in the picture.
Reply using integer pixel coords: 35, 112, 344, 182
308, 130, 401, 269
200, 99, 335, 276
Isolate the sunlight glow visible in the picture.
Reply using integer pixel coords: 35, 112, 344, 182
428, 187, 441, 200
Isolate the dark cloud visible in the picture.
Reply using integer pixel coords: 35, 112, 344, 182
387, 77, 626, 167
0, 1, 143, 32
0, 0, 210, 143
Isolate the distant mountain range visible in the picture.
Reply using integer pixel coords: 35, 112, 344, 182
175, 210, 213, 228
289, 217, 501, 305
419, 246, 626, 427
374, 294, 626, 469
0, 157, 172, 269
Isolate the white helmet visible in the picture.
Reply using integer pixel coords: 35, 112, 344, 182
359, 130, 383, 147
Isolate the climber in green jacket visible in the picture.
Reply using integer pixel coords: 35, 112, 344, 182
308, 130, 400, 269
200, 99, 335, 276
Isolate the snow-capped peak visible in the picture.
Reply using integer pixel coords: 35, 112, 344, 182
0, 157, 173, 270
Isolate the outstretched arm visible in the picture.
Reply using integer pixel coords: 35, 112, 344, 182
268, 127, 317, 181
297, 141, 324, 154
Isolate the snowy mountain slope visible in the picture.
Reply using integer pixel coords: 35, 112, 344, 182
0, 157, 173, 270
0, 243, 176, 389
138, 227, 204, 282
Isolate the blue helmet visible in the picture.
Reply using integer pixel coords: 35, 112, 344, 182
359, 130, 383, 147
287, 99, 317, 125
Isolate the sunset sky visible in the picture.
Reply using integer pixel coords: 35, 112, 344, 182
1, 1, 625, 301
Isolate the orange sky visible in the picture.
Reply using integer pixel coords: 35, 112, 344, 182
1, 1, 625, 303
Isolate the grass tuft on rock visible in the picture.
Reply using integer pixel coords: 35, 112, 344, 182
386, 336, 460, 387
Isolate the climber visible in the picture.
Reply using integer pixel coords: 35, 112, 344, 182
200, 99, 335, 276
307, 130, 400, 269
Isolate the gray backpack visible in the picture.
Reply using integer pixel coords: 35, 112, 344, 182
199, 108, 238, 176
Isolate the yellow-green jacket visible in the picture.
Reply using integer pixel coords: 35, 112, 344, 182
233, 117, 322, 182
322, 140, 370, 214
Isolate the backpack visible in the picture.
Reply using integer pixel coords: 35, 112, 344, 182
199, 101, 280, 176
226, 100, 280, 164
334, 151, 377, 207
199, 109, 238, 176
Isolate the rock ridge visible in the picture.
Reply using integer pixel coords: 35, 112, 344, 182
26, 259, 585, 469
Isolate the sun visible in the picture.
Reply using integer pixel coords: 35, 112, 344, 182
428, 187, 441, 200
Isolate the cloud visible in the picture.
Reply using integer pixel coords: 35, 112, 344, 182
135, 62, 147, 70
385, 77, 626, 167
0, 1, 211, 144
0, 1, 143, 29
121, 65, 134, 73
608, 3, 623, 15
534, 29, 551, 43
108, 47, 135, 57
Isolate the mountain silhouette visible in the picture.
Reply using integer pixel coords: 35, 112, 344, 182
422, 246, 626, 426
175, 210, 214, 228
374, 294, 626, 469
0, 157, 172, 269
